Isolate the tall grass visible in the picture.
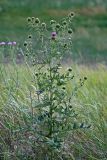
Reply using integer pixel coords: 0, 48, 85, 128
0, 63, 107, 159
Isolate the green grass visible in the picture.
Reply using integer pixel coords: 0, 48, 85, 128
0, 63, 107, 159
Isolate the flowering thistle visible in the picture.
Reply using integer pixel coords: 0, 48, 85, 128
51, 32, 57, 40
51, 32, 57, 37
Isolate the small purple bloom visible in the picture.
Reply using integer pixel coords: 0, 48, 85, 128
51, 32, 57, 37
0, 41, 17, 46
12, 41, 17, 45
7, 42, 13, 45
0, 42, 6, 45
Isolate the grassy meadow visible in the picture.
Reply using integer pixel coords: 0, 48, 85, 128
0, 63, 107, 159
0, 0, 107, 159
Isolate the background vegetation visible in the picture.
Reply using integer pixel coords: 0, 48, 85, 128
0, 0, 107, 63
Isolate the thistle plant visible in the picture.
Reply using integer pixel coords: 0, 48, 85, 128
21, 12, 88, 159
0, 12, 89, 159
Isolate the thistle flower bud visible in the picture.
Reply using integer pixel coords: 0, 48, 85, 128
68, 29, 73, 34
35, 18, 40, 24
51, 36, 56, 40
56, 23, 60, 29
64, 43, 67, 48
62, 87, 66, 90
28, 35, 32, 39
41, 22, 46, 28
35, 72, 38, 76
68, 68, 72, 72
62, 20, 67, 25
32, 17, 35, 21
68, 12, 75, 18
27, 17, 31, 22
84, 77, 87, 80
69, 105, 72, 108
50, 20, 56, 25
24, 42, 27, 47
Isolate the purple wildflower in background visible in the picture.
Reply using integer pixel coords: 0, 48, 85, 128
12, 41, 16, 45
7, 42, 13, 45
0, 42, 6, 45
0, 41, 17, 46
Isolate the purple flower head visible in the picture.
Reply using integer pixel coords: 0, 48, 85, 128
0, 42, 6, 45
12, 41, 17, 45
7, 42, 13, 45
0, 41, 16, 46
51, 32, 57, 37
